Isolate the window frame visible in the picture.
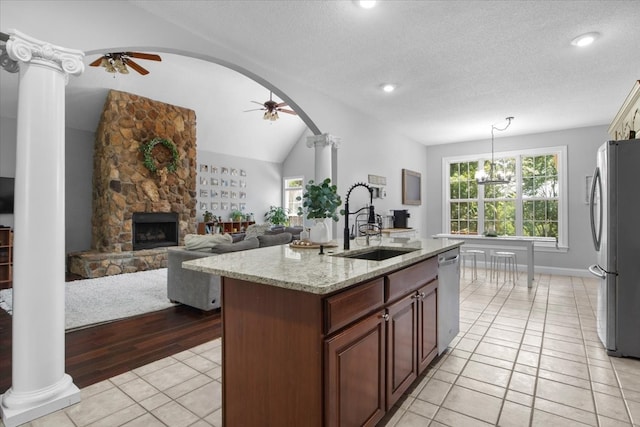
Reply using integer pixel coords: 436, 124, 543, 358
283, 176, 304, 226
442, 146, 568, 250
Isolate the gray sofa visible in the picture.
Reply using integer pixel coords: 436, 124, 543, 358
167, 227, 300, 311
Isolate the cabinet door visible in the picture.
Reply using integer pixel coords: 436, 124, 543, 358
417, 281, 438, 374
325, 310, 386, 427
386, 293, 418, 409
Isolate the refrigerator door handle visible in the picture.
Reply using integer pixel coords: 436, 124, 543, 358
589, 167, 602, 251
588, 264, 607, 279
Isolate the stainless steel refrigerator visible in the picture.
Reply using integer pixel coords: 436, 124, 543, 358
589, 139, 640, 357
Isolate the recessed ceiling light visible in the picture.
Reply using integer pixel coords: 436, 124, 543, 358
381, 84, 396, 93
358, 1, 377, 9
571, 32, 600, 47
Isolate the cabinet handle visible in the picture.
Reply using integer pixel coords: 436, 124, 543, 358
381, 313, 390, 321
419, 292, 426, 299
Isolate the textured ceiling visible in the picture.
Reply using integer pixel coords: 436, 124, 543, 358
1, 1, 639, 163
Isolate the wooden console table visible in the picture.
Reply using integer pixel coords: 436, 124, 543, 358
197, 220, 255, 235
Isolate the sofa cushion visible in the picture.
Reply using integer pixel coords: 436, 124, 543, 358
265, 226, 303, 240
244, 223, 272, 239
257, 232, 292, 247
184, 233, 233, 252
211, 237, 259, 253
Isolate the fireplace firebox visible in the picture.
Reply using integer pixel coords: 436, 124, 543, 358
132, 212, 179, 250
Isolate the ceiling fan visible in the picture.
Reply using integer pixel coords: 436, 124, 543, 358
245, 91, 297, 121
89, 52, 162, 75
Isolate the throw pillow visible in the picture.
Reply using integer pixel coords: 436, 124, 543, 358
244, 223, 272, 239
257, 232, 293, 247
211, 237, 259, 254
185, 233, 233, 252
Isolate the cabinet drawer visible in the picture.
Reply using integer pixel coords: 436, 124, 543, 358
386, 257, 437, 302
324, 278, 385, 335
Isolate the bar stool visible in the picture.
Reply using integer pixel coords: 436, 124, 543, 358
490, 251, 517, 284
461, 249, 486, 281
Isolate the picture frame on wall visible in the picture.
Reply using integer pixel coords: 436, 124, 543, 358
231, 168, 238, 176
200, 189, 209, 198
210, 190, 219, 198
231, 203, 238, 211
240, 169, 247, 177
211, 202, 219, 210
211, 166, 218, 174
221, 167, 229, 175
221, 202, 229, 210
239, 203, 246, 211
240, 180, 247, 188
199, 164, 209, 173
210, 178, 219, 186
402, 168, 422, 206
221, 191, 229, 198
200, 177, 208, 185
200, 202, 208, 210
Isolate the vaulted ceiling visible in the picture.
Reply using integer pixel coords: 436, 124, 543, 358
1, 1, 639, 164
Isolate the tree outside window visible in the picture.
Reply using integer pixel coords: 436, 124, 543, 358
284, 177, 304, 227
444, 147, 566, 246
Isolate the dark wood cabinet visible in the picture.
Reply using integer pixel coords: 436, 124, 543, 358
197, 220, 254, 235
417, 281, 438, 374
0, 227, 13, 289
386, 279, 438, 409
220, 256, 443, 426
325, 310, 386, 427
386, 292, 418, 408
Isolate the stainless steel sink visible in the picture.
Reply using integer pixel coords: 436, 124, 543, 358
333, 247, 418, 261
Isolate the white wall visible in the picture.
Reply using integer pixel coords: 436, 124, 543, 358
425, 125, 609, 272
195, 150, 282, 226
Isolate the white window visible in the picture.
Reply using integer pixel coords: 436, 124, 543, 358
443, 146, 567, 249
284, 176, 304, 227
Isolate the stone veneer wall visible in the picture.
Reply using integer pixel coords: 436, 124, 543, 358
92, 89, 197, 252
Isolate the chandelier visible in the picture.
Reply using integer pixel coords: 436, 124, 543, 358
100, 53, 129, 74
475, 116, 514, 185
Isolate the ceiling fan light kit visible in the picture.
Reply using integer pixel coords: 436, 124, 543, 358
90, 52, 161, 76
245, 91, 297, 121
475, 116, 515, 185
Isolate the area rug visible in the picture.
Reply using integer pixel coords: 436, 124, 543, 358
0, 268, 176, 330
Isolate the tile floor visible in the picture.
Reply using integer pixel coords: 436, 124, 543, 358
4, 268, 640, 426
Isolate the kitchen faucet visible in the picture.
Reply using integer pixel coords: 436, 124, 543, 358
343, 182, 376, 250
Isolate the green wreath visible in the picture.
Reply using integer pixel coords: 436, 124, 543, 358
141, 137, 179, 174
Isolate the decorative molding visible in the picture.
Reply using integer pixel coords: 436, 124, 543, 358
0, 44, 19, 73
306, 133, 341, 149
4, 29, 84, 79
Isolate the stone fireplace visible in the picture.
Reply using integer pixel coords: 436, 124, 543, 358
67, 90, 198, 278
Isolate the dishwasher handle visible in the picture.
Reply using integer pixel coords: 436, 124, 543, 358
438, 254, 459, 267
588, 264, 606, 279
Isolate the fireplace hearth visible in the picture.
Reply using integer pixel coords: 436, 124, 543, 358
132, 212, 179, 250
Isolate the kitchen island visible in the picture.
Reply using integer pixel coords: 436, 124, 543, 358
183, 237, 462, 427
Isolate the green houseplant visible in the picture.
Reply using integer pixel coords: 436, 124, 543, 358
230, 210, 244, 222
297, 178, 342, 221
264, 206, 289, 226
297, 178, 342, 243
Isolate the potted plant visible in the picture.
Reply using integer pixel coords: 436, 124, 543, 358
230, 210, 244, 222
297, 178, 342, 243
204, 210, 214, 223
264, 206, 289, 227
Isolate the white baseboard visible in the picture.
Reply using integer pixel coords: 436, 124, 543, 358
463, 262, 591, 278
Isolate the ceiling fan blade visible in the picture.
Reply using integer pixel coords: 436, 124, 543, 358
126, 52, 162, 62
251, 101, 265, 106
276, 102, 288, 108
89, 57, 104, 67
126, 59, 150, 75
277, 109, 297, 115
244, 108, 266, 112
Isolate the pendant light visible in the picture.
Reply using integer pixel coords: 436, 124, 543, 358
475, 116, 514, 185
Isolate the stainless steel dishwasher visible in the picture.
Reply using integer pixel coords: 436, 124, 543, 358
437, 248, 460, 355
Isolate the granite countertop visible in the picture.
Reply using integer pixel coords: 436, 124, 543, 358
182, 237, 463, 295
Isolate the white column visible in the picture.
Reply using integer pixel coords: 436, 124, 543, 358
1, 30, 84, 427
306, 134, 341, 239
306, 133, 341, 183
